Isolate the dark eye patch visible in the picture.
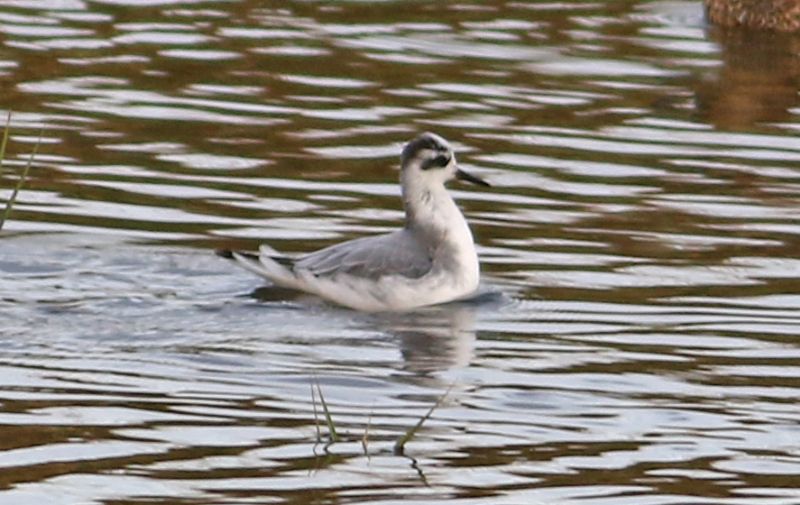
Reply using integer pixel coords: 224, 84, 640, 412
421, 153, 451, 171
403, 135, 439, 159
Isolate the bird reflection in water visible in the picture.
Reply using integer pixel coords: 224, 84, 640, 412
248, 286, 501, 381
365, 292, 503, 381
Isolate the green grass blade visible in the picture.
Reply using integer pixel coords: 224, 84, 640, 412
0, 111, 10, 178
393, 386, 451, 455
315, 382, 339, 443
311, 383, 321, 442
0, 126, 40, 231
362, 410, 372, 456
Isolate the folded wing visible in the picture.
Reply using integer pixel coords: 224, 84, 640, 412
293, 229, 432, 280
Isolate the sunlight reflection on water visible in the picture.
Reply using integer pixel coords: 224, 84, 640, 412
1, 0, 800, 503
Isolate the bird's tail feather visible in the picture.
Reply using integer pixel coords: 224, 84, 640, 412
227, 250, 303, 290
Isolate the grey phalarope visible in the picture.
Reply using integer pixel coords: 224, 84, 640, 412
219, 132, 490, 312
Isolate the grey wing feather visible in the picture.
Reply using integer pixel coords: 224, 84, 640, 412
294, 230, 432, 280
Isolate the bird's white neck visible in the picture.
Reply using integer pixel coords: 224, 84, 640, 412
401, 175, 474, 253
400, 173, 480, 291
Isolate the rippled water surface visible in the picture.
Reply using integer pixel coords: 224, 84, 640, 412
2, 0, 800, 503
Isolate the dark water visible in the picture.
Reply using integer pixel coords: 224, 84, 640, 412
2, 1, 800, 503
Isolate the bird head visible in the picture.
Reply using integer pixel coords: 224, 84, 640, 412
400, 132, 489, 188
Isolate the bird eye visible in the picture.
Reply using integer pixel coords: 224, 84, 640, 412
422, 153, 451, 171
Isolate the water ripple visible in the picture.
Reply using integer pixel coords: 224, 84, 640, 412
1, 0, 799, 503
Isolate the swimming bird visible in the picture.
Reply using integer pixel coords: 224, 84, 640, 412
219, 132, 490, 312
705, 0, 800, 31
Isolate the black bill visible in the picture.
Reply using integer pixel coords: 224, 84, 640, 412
456, 167, 491, 187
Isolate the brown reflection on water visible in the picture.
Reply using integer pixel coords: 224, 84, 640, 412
1, 0, 800, 504
696, 26, 800, 129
